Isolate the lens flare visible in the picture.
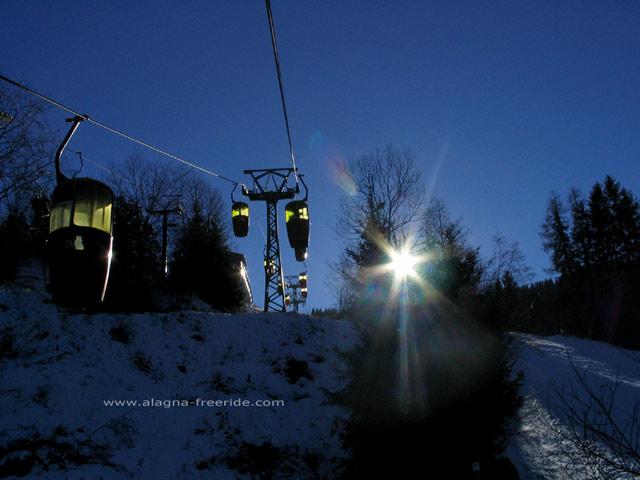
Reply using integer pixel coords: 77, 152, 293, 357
354, 233, 493, 418
310, 130, 357, 195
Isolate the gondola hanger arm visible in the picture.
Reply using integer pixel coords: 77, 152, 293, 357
298, 174, 308, 202
55, 115, 87, 184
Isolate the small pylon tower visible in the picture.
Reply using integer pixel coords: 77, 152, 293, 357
284, 272, 308, 313
149, 195, 183, 278
242, 168, 298, 312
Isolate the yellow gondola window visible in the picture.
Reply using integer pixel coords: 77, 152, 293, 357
49, 201, 73, 233
232, 205, 249, 217
286, 206, 308, 223
73, 188, 113, 234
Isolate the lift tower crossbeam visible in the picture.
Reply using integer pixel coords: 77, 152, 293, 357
243, 168, 298, 312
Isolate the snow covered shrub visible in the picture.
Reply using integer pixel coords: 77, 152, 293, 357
196, 441, 328, 478
131, 350, 163, 382
0, 426, 119, 478
0, 327, 18, 361
109, 321, 134, 345
272, 358, 314, 385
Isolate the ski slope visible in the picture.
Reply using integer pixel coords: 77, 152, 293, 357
507, 333, 640, 479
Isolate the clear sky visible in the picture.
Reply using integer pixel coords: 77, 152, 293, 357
3, 0, 639, 310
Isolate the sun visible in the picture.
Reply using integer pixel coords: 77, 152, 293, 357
389, 250, 419, 279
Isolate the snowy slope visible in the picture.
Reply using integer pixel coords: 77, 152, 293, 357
6, 266, 639, 480
507, 333, 640, 479
0, 274, 360, 479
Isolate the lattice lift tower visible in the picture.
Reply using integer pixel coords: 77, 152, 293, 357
241, 168, 298, 312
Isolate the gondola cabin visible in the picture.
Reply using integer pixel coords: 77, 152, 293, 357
285, 200, 309, 262
48, 178, 114, 306
298, 272, 307, 288
232, 201, 249, 237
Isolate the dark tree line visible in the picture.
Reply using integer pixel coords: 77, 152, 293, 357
486, 176, 640, 348
0, 87, 55, 212
102, 157, 245, 312
543, 176, 640, 346
0, 87, 55, 281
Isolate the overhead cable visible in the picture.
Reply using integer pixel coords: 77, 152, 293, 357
0, 73, 241, 185
264, 0, 299, 181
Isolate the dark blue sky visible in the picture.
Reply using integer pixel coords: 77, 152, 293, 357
3, 0, 639, 309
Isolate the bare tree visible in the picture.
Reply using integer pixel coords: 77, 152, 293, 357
333, 146, 424, 308
108, 154, 229, 265
326, 249, 359, 313
337, 145, 424, 247
422, 197, 465, 248
0, 87, 57, 214
108, 154, 189, 225
109, 154, 225, 228
483, 233, 532, 288
179, 173, 226, 229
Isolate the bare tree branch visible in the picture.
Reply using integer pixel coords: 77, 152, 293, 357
546, 356, 640, 477
336, 145, 424, 246
0, 86, 57, 214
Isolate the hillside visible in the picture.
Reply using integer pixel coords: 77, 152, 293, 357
0, 272, 359, 479
3, 268, 640, 479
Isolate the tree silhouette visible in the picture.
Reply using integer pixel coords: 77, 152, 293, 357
0, 86, 56, 215
103, 196, 162, 311
337, 147, 521, 478
170, 200, 243, 311
540, 175, 640, 346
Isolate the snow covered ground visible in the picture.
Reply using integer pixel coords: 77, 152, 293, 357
0, 272, 360, 479
507, 333, 640, 479
3, 267, 639, 479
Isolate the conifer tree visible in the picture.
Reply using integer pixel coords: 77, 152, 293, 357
420, 198, 483, 300
170, 201, 243, 311
540, 176, 640, 345
103, 196, 162, 311
541, 192, 574, 275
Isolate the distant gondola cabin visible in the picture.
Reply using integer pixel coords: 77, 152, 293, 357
48, 178, 114, 306
232, 202, 249, 237
264, 258, 277, 276
285, 200, 309, 262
